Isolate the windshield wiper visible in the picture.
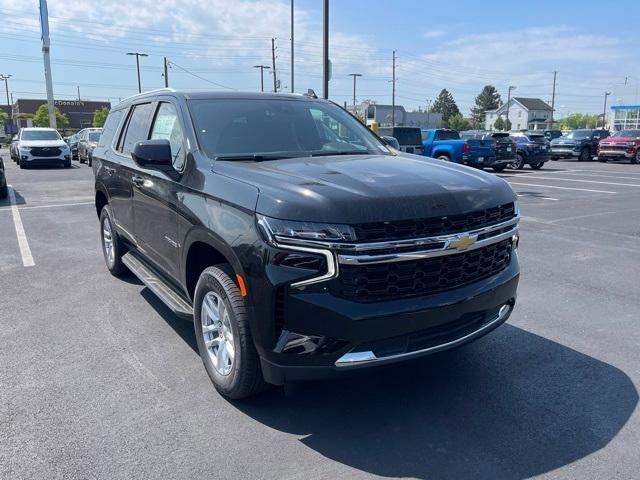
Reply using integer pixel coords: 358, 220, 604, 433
309, 150, 372, 157
215, 153, 296, 162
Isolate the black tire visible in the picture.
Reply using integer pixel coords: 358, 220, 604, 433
631, 151, 639, 164
509, 154, 525, 170
579, 148, 590, 162
492, 164, 507, 172
88, 156, 92, 167
530, 162, 544, 170
0, 184, 7, 199
19, 161, 27, 169
551, 156, 558, 161
598, 156, 608, 163
436, 155, 450, 161
99, 205, 126, 276
194, 266, 265, 399
64, 161, 71, 168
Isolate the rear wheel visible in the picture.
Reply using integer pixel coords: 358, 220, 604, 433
100, 205, 126, 276
530, 162, 544, 170
599, 156, 608, 163
509, 154, 525, 170
436, 154, 450, 162
194, 266, 265, 399
492, 164, 507, 172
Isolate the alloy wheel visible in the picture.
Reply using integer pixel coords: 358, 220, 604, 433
201, 292, 235, 376
102, 217, 115, 266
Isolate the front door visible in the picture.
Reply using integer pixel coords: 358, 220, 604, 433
132, 101, 185, 280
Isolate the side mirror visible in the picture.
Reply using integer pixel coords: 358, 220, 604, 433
381, 135, 400, 150
131, 139, 173, 170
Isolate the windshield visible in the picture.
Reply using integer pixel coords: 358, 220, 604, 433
564, 130, 591, 139
612, 130, 640, 138
88, 132, 101, 142
188, 99, 389, 159
21, 130, 61, 141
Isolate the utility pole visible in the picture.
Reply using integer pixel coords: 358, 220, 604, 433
506, 85, 516, 127
290, 0, 294, 93
39, 0, 56, 128
322, 0, 329, 99
126, 52, 148, 93
391, 50, 396, 126
348, 73, 362, 110
551, 71, 557, 124
253, 65, 271, 92
163, 57, 169, 88
77, 85, 80, 101
271, 38, 278, 93
0, 74, 11, 113
602, 91, 611, 129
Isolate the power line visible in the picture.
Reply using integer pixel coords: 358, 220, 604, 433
167, 60, 236, 91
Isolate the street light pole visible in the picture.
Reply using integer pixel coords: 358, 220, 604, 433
253, 65, 271, 92
506, 85, 516, 128
602, 91, 611, 129
126, 52, 148, 93
0, 74, 11, 113
322, 0, 329, 99
348, 73, 362, 110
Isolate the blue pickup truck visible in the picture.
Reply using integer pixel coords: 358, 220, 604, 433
421, 128, 514, 172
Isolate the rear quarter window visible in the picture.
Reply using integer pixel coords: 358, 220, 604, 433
98, 110, 123, 148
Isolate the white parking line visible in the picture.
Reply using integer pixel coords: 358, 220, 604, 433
543, 171, 640, 181
511, 175, 640, 188
7, 185, 35, 267
0, 201, 94, 212
516, 193, 559, 201
508, 181, 616, 194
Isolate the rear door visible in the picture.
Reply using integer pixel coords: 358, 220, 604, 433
131, 100, 185, 280
110, 102, 155, 242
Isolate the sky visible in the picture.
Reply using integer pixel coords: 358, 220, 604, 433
0, 0, 639, 117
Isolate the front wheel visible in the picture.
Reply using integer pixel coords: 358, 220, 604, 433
579, 148, 590, 162
509, 154, 525, 170
631, 151, 640, 164
599, 157, 608, 163
194, 266, 265, 399
530, 162, 544, 170
0, 184, 7, 199
492, 164, 507, 172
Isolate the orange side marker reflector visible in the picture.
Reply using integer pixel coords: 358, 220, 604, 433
236, 274, 248, 297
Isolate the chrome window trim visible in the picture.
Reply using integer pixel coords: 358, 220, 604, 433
335, 303, 512, 368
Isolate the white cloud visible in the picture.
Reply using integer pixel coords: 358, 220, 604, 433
423, 30, 444, 39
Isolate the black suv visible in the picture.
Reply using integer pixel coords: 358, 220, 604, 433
94, 90, 520, 399
550, 129, 609, 161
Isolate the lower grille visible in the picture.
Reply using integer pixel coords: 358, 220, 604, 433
30, 147, 61, 157
331, 239, 513, 302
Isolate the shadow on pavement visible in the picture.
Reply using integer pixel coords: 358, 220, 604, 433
0, 187, 26, 207
234, 324, 637, 480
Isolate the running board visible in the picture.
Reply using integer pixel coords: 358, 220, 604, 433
122, 252, 194, 319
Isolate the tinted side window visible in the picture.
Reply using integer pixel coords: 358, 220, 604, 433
421, 131, 431, 141
150, 103, 186, 171
120, 103, 154, 156
98, 110, 124, 148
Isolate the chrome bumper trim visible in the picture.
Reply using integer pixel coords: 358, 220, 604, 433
335, 303, 512, 367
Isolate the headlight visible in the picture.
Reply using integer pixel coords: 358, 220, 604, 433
258, 215, 356, 244
19, 147, 31, 153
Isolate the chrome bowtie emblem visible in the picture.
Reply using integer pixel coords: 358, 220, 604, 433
448, 234, 477, 251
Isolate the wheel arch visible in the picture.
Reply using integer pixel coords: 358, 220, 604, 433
95, 187, 109, 218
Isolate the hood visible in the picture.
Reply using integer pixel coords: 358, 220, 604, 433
19, 140, 67, 148
599, 137, 638, 145
213, 154, 516, 223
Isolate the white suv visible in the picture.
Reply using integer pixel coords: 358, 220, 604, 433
17, 128, 71, 169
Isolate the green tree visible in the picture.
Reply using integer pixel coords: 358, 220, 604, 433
92, 107, 109, 127
493, 117, 506, 131
557, 113, 600, 130
446, 113, 471, 131
504, 118, 512, 130
431, 88, 460, 123
0, 111, 8, 128
470, 85, 501, 128
33, 103, 69, 129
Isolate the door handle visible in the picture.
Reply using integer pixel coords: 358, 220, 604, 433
131, 175, 144, 187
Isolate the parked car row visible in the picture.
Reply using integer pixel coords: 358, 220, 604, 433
65, 127, 103, 165
9, 127, 72, 169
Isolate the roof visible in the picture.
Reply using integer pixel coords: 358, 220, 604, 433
116, 89, 324, 107
513, 97, 552, 111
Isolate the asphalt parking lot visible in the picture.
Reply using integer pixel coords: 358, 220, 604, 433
1, 150, 639, 480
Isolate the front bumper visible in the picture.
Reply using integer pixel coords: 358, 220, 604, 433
462, 155, 514, 167
248, 245, 519, 385
551, 147, 579, 158
598, 149, 636, 159
20, 153, 71, 166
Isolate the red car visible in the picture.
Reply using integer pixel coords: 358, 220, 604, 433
597, 130, 640, 164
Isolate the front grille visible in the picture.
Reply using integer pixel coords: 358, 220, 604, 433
30, 147, 61, 157
331, 239, 513, 302
352, 203, 515, 243
601, 145, 629, 151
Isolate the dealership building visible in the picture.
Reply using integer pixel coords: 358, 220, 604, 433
607, 84, 640, 131
10, 99, 111, 131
